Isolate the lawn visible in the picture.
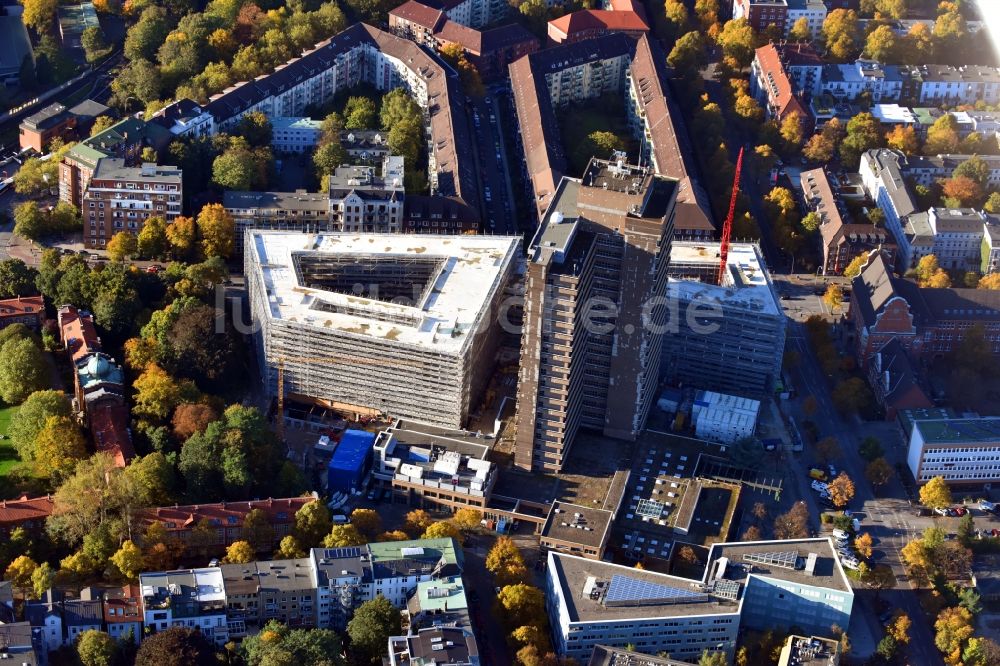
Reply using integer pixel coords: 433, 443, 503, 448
557, 93, 640, 177
0, 404, 19, 477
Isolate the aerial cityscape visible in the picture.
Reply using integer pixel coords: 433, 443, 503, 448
0, 0, 997, 664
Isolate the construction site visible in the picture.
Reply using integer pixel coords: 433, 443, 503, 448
244, 230, 522, 429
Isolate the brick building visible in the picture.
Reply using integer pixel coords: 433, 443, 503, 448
546, 9, 649, 46
0, 296, 45, 330
733, 0, 788, 34
81, 159, 182, 250
0, 494, 54, 538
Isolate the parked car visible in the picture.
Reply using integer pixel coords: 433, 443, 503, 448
934, 507, 950, 517
954, 507, 968, 517
809, 468, 828, 482
832, 528, 850, 540
979, 500, 996, 513
811, 480, 829, 493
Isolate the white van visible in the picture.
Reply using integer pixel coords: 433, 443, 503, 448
832, 528, 850, 540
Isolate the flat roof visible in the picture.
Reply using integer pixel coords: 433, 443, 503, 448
588, 645, 697, 666
247, 231, 520, 354
913, 418, 1000, 444
413, 575, 468, 613
549, 552, 741, 621
706, 538, 852, 593
220, 558, 315, 596
368, 537, 462, 569
91, 158, 182, 184
541, 502, 613, 548
224, 190, 330, 212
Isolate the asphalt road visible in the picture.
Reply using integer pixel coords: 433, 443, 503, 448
468, 89, 518, 236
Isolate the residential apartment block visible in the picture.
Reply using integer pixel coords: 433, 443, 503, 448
663, 243, 785, 398
0, 295, 44, 330
224, 190, 333, 254
899, 64, 1000, 106
785, 0, 827, 39
510, 33, 712, 237
59, 116, 172, 208
270, 117, 323, 153
18, 99, 112, 153
849, 253, 1000, 365
546, 538, 853, 664
907, 417, 1000, 485
81, 159, 182, 249
732, 0, 788, 34
221, 558, 317, 636
154, 23, 479, 217
139, 569, 230, 645
750, 44, 813, 132
328, 156, 405, 232
902, 207, 987, 272
821, 60, 904, 103
514, 158, 677, 472
546, 2, 649, 46
800, 168, 889, 275
389, 626, 480, 666
245, 231, 520, 429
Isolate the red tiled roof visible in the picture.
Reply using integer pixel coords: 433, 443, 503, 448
89, 403, 135, 468
389, 0, 446, 31
0, 494, 54, 526
0, 296, 44, 320
137, 496, 316, 531
548, 10, 649, 40
754, 44, 810, 121
58, 305, 100, 362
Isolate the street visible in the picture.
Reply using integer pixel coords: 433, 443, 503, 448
467, 89, 519, 236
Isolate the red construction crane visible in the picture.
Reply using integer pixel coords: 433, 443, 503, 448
717, 146, 745, 286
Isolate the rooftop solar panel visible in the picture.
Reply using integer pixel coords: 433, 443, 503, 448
603, 574, 709, 607
323, 547, 363, 560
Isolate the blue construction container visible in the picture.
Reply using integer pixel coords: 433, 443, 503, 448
327, 429, 376, 494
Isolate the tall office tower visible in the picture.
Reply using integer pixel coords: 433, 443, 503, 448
514, 156, 677, 471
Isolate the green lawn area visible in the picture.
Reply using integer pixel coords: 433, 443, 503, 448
558, 93, 640, 177
0, 405, 19, 477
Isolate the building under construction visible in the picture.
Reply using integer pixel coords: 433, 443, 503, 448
513, 156, 678, 472
245, 231, 521, 429
662, 242, 785, 398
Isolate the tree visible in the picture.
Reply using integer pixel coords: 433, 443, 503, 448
832, 377, 871, 415
294, 501, 332, 547
958, 586, 982, 616
137, 217, 168, 260
0, 259, 37, 299
486, 537, 528, 587
925, 114, 960, 155
423, 521, 463, 543
863, 24, 898, 61
741, 525, 762, 541
964, 637, 1000, 666
273, 535, 306, 559
822, 9, 861, 61
858, 436, 883, 462
33, 415, 86, 481
347, 596, 401, 663
223, 540, 255, 564
876, 634, 897, 662
667, 31, 708, 73
76, 629, 117, 666
9, 390, 70, 462
780, 111, 805, 149
854, 532, 873, 559
984, 192, 1000, 215
773, 501, 809, 539
822, 284, 844, 311
841, 112, 882, 166
313, 141, 347, 177
323, 524, 366, 548
81, 26, 110, 63
919, 476, 952, 508
451, 508, 482, 532
496, 583, 547, 629
789, 16, 811, 41
241, 620, 344, 666
404, 509, 434, 537
979, 274, 1000, 290
133, 364, 192, 423
889, 611, 911, 644
106, 231, 139, 262
698, 651, 727, 666
166, 216, 197, 260
942, 175, 982, 207
915, 255, 951, 288
242, 509, 275, 554
212, 147, 255, 191
31, 561, 54, 599
21, 0, 58, 31
235, 111, 273, 148
344, 96, 378, 130
377, 530, 410, 541
585, 131, 624, 158
803, 133, 835, 163
171, 402, 218, 441
108, 540, 145, 581
4, 555, 38, 598
663, 0, 689, 38
934, 606, 973, 663
196, 203, 235, 259
885, 124, 919, 154
865, 457, 893, 490
350, 509, 382, 540
135, 627, 217, 666
815, 437, 842, 464
827, 473, 855, 508
13, 202, 48, 240
717, 19, 756, 68
0, 336, 46, 406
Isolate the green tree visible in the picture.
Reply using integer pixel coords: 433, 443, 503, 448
0, 337, 48, 405
0, 259, 37, 299
30, 561, 55, 599
77, 629, 118, 666
863, 24, 898, 61
831, 377, 871, 415
137, 217, 169, 260
668, 31, 708, 72
964, 637, 1000, 666
716, 19, 756, 68
241, 620, 344, 666
242, 509, 275, 553
212, 147, 256, 191
924, 113, 960, 155
124, 7, 170, 62
586, 131, 625, 158
32, 415, 86, 481
81, 26, 110, 63
110, 540, 145, 581
313, 141, 347, 176
859, 436, 883, 462
273, 535, 306, 559
841, 112, 882, 166
698, 651, 727, 666
294, 500, 332, 547
236, 111, 273, 148
344, 96, 378, 129
135, 626, 217, 666
347, 596, 402, 663
13, 202, 47, 241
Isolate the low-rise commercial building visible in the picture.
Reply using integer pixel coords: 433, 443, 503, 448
271, 117, 323, 153
540, 502, 616, 561
18, 99, 112, 153
907, 417, 1000, 485
663, 243, 785, 398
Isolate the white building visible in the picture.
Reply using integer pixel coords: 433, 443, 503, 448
139, 569, 230, 645
692, 391, 760, 445
546, 538, 853, 665
245, 231, 521, 429
902, 207, 986, 271
785, 0, 826, 40
982, 216, 1000, 275
907, 417, 1000, 485
872, 103, 917, 127
860, 149, 920, 245
327, 156, 405, 232
901, 64, 1000, 106
821, 60, 904, 102
271, 117, 323, 153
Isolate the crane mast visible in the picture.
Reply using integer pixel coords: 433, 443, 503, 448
717, 146, 745, 286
